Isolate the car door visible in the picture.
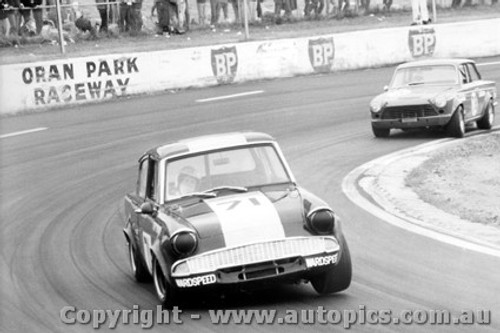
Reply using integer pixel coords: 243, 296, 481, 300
134, 156, 160, 275
458, 64, 476, 121
466, 62, 487, 117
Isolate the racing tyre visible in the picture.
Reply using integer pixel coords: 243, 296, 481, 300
476, 100, 495, 130
153, 257, 177, 309
128, 242, 151, 283
372, 126, 390, 138
446, 106, 465, 138
311, 234, 352, 294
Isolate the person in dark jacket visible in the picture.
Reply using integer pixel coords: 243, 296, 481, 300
19, 0, 42, 34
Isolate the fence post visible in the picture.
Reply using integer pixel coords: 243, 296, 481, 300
55, 0, 65, 54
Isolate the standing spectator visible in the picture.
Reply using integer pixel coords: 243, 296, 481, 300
360, 0, 369, 14
129, 0, 142, 32
196, 0, 207, 25
383, 0, 392, 12
228, 0, 238, 23
216, 0, 228, 23
118, 0, 141, 32
1, 0, 19, 36
153, 0, 171, 35
451, 0, 461, 7
19, 0, 43, 34
95, 0, 117, 32
411, 0, 429, 25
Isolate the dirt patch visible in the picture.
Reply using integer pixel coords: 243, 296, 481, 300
407, 132, 500, 229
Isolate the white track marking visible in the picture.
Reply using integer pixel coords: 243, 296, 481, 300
196, 90, 264, 103
476, 61, 500, 67
0, 127, 48, 139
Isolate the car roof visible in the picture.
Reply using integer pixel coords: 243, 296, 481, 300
142, 132, 276, 160
396, 58, 474, 69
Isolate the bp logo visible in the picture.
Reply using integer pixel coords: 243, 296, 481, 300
211, 47, 238, 84
408, 27, 436, 58
308, 37, 335, 73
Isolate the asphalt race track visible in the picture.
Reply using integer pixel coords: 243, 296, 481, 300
1, 57, 500, 332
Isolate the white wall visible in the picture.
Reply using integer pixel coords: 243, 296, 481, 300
1, 18, 499, 115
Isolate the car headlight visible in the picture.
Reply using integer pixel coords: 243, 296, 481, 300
171, 231, 198, 256
370, 99, 384, 113
431, 95, 448, 108
307, 208, 335, 234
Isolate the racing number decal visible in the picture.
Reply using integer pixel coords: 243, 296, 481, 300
471, 92, 479, 117
216, 197, 261, 210
308, 37, 335, 73
211, 46, 238, 84
142, 232, 153, 273
206, 192, 285, 247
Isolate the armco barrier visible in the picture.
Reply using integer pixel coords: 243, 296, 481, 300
1, 18, 499, 115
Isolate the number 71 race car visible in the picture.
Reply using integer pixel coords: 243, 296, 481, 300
123, 132, 351, 307
370, 58, 497, 138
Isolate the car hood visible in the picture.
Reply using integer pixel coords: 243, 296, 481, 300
167, 189, 306, 251
376, 85, 455, 106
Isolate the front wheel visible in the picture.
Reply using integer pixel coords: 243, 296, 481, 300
372, 125, 390, 138
128, 242, 151, 283
153, 257, 177, 308
311, 235, 352, 294
476, 100, 495, 130
446, 106, 465, 138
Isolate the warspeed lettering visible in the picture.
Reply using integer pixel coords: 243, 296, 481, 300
306, 254, 338, 268
176, 274, 217, 288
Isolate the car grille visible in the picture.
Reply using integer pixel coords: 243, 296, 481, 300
381, 105, 438, 119
171, 236, 339, 277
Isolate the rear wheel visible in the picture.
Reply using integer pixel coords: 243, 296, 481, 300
446, 106, 465, 138
153, 257, 177, 308
476, 100, 495, 130
128, 242, 151, 282
372, 126, 390, 138
311, 235, 352, 294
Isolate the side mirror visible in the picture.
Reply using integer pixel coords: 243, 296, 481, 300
135, 202, 157, 216
383, 85, 389, 92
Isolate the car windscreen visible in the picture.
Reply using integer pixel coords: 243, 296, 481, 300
390, 65, 458, 88
165, 144, 291, 201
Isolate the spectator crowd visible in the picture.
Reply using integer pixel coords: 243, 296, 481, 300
0, 0, 498, 39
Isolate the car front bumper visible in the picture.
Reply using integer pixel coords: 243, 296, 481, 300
371, 114, 452, 129
170, 236, 341, 289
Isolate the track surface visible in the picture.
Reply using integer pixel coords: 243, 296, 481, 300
1, 57, 500, 332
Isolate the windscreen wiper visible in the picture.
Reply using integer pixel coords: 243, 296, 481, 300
203, 186, 248, 194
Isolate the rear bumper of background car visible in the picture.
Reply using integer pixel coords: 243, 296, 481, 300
372, 114, 452, 129
170, 236, 341, 290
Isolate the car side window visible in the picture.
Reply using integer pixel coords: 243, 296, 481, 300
137, 158, 158, 201
137, 158, 150, 198
459, 65, 471, 84
467, 63, 481, 81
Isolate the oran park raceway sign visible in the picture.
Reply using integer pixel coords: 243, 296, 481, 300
19, 56, 140, 106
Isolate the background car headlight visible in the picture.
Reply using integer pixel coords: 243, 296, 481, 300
171, 231, 198, 256
307, 209, 335, 234
370, 99, 384, 113
432, 95, 448, 108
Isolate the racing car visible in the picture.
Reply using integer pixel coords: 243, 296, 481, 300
370, 58, 497, 138
123, 132, 351, 307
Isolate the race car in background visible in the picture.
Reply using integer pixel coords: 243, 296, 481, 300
370, 58, 497, 138
123, 132, 351, 307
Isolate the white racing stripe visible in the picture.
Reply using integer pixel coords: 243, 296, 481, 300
0, 127, 48, 139
205, 192, 285, 247
196, 90, 264, 103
